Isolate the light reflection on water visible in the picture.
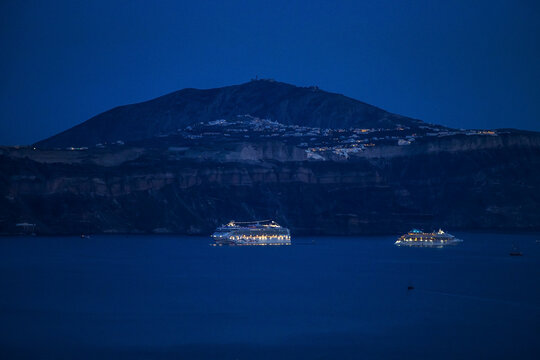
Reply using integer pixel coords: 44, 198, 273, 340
0, 232, 539, 359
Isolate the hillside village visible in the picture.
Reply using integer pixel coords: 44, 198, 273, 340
44, 114, 501, 160
176, 115, 499, 159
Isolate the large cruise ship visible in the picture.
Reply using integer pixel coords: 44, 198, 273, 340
211, 220, 291, 246
395, 229, 461, 247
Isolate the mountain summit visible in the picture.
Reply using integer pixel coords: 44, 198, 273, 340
36, 79, 422, 148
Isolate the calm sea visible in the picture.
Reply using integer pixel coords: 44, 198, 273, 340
1, 233, 539, 359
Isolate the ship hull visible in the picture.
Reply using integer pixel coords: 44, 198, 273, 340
213, 238, 291, 246
394, 239, 461, 247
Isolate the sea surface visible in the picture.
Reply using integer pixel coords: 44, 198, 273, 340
1, 232, 539, 359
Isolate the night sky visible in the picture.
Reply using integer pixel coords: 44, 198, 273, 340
1, 0, 539, 145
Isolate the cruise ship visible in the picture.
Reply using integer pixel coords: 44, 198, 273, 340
211, 220, 291, 246
395, 229, 461, 247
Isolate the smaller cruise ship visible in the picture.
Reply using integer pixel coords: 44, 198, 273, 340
211, 220, 291, 246
395, 229, 461, 247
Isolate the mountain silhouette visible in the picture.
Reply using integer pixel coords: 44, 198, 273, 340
36, 79, 423, 148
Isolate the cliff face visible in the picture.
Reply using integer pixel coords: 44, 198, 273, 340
2, 134, 539, 235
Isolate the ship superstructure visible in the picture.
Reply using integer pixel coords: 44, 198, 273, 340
395, 229, 461, 247
212, 220, 291, 246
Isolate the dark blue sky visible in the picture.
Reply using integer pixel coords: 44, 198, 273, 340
1, 0, 539, 145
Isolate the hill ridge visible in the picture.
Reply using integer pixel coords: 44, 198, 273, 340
35, 80, 422, 148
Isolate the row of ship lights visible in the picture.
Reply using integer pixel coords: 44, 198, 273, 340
402, 229, 449, 242
228, 234, 291, 241
404, 237, 448, 242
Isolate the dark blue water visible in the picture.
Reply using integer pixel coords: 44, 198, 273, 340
1, 233, 539, 359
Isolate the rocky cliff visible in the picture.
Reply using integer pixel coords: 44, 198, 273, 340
2, 132, 539, 235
